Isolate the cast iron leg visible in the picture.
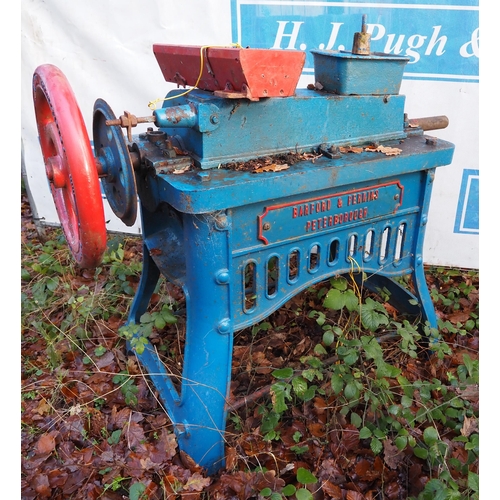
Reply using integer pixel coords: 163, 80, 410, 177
126, 244, 184, 410
128, 243, 161, 323
355, 267, 437, 328
128, 212, 233, 474
171, 212, 233, 473
411, 261, 438, 329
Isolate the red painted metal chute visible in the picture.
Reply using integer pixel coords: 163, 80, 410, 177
153, 45, 305, 100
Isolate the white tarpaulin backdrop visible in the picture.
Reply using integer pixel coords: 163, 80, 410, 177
21, 0, 479, 268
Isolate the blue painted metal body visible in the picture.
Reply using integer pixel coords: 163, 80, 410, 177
310, 50, 409, 95
153, 89, 407, 169
103, 31, 455, 474
124, 84, 454, 471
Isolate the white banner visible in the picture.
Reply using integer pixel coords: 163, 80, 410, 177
21, 0, 479, 268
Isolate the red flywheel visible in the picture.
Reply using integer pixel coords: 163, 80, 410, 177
33, 64, 107, 268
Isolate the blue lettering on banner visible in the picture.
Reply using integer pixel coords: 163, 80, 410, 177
231, 1, 479, 83
454, 169, 478, 234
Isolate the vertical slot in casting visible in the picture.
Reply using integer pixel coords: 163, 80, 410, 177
244, 261, 257, 311
348, 234, 358, 258
328, 239, 339, 264
394, 223, 406, 262
309, 244, 320, 272
267, 255, 279, 297
380, 227, 391, 262
288, 250, 300, 282
364, 230, 374, 261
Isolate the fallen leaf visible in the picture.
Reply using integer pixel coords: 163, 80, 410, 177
36, 432, 57, 454
461, 415, 479, 437
225, 446, 238, 470
173, 146, 189, 155
162, 474, 181, 495
35, 398, 52, 415
322, 480, 343, 499
125, 421, 147, 451
383, 438, 404, 469
95, 350, 115, 369
155, 428, 178, 461
369, 145, 402, 156
180, 449, 204, 472
47, 468, 69, 488
339, 146, 363, 154
447, 311, 471, 324
455, 384, 479, 402
355, 458, 381, 481
33, 474, 51, 498
253, 163, 290, 173
184, 472, 212, 492
346, 491, 365, 500
308, 422, 326, 438
383, 302, 399, 319
342, 424, 360, 452
173, 165, 191, 174
384, 481, 403, 499
60, 384, 79, 402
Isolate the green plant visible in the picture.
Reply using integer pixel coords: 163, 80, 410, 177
100, 473, 131, 495
259, 467, 318, 500
112, 372, 139, 406
257, 272, 478, 499
21, 231, 143, 376
118, 302, 178, 354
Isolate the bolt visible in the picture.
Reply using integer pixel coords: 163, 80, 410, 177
217, 318, 231, 334
216, 269, 230, 284
210, 114, 219, 125
175, 422, 190, 437
426, 137, 437, 146
197, 171, 210, 182
263, 222, 271, 231
215, 214, 229, 230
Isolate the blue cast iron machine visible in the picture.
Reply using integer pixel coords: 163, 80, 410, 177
33, 21, 454, 474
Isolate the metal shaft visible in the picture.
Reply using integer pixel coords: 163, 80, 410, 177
408, 115, 449, 131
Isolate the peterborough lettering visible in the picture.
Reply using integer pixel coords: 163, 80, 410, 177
292, 188, 379, 233
258, 182, 403, 245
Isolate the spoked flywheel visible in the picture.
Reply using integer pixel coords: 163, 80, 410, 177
33, 64, 107, 268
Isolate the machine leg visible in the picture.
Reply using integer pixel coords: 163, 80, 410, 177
128, 243, 161, 323
411, 262, 438, 329
355, 269, 437, 328
127, 213, 233, 474
126, 244, 185, 411
170, 213, 233, 473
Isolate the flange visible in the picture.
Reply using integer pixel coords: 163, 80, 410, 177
93, 98, 138, 227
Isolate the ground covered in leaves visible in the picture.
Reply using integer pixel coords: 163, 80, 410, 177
21, 193, 479, 500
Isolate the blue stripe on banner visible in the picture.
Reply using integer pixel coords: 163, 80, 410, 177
454, 169, 479, 234
231, 1, 479, 83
